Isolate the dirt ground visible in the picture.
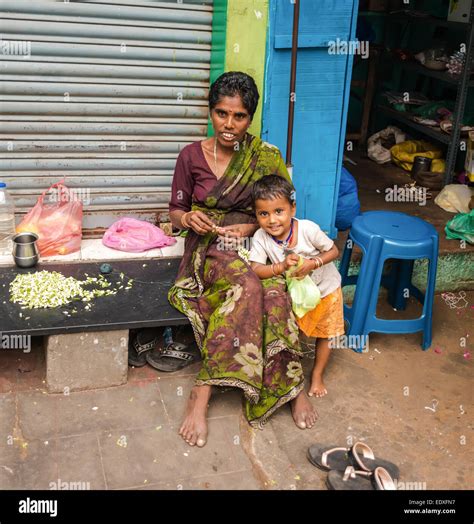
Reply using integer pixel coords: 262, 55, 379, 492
242, 291, 473, 491
0, 289, 471, 491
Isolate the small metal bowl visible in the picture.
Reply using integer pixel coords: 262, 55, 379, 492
12, 232, 39, 259
13, 254, 40, 268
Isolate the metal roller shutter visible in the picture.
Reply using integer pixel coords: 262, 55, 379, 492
0, 0, 213, 232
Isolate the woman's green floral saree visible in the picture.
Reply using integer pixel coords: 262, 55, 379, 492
168, 134, 304, 428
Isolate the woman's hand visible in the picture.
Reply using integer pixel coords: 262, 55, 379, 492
184, 210, 217, 235
217, 223, 257, 238
216, 223, 257, 250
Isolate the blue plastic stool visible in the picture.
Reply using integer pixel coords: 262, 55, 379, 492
339, 211, 438, 351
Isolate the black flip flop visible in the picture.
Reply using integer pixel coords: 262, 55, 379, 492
128, 331, 159, 367
307, 441, 400, 480
327, 466, 396, 490
146, 342, 200, 372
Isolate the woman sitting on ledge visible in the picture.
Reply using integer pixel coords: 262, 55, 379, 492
167, 71, 317, 447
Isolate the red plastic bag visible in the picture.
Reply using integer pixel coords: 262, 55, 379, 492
16, 182, 83, 256
102, 217, 176, 252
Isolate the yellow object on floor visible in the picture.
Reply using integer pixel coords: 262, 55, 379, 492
465, 131, 474, 182
390, 140, 445, 173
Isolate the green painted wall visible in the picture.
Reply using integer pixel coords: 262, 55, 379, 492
340, 251, 474, 303
208, 0, 269, 137
412, 252, 474, 293
209, 0, 228, 86
225, 0, 269, 137
207, 0, 228, 136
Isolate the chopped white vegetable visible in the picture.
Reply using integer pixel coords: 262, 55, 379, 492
9, 270, 133, 310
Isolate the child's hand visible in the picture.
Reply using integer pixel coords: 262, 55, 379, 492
283, 253, 300, 271
292, 258, 316, 279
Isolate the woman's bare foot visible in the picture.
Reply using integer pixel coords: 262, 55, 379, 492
290, 391, 318, 429
178, 385, 211, 447
309, 373, 328, 398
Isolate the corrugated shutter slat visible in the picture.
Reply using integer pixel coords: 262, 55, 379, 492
0, 0, 212, 223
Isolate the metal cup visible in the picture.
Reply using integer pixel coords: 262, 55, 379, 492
12, 232, 40, 267
411, 156, 432, 179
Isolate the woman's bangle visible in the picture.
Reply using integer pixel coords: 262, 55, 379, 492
180, 211, 191, 229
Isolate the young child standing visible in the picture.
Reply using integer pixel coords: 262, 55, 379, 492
249, 175, 344, 397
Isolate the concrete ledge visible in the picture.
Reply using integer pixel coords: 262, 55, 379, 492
45, 330, 128, 393
0, 237, 185, 266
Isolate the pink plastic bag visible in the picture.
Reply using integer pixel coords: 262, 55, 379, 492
102, 218, 176, 252
16, 181, 83, 257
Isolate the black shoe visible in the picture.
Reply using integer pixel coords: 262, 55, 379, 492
128, 330, 159, 367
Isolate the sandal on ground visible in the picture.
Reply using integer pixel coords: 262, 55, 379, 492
327, 465, 396, 490
307, 441, 400, 479
128, 330, 159, 367
146, 342, 200, 372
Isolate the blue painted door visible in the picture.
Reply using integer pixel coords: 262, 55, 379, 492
262, 0, 358, 237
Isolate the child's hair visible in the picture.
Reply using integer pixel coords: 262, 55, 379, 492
252, 174, 296, 207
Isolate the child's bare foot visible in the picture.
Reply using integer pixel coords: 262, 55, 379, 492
308, 373, 328, 398
178, 385, 211, 447
290, 391, 318, 429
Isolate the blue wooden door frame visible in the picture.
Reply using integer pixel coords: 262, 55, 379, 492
262, 0, 359, 238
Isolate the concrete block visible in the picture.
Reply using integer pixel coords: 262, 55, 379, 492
45, 330, 128, 393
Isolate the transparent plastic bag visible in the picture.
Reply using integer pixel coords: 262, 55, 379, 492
435, 184, 472, 214
286, 257, 321, 318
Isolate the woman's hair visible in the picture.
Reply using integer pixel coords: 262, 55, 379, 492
209, 71, 260, 119
252, 175, 296, 207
